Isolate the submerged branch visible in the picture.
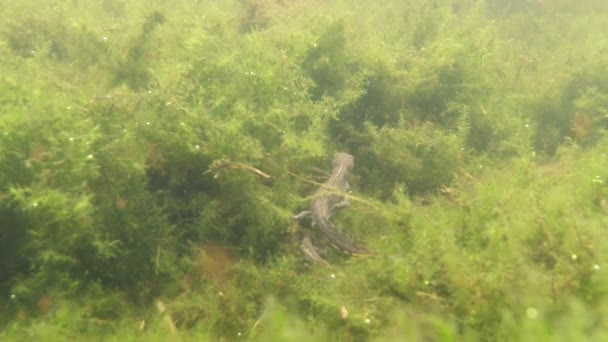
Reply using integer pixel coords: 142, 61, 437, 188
205, 158, 271, 180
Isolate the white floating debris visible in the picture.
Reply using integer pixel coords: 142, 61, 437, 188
526, 307, 538, 319
340, 306, 348, 319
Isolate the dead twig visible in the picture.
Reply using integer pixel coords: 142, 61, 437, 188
205, 158, 271, 180
288, 170, 381, 210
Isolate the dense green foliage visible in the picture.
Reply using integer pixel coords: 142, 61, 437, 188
0, 0, 607, 340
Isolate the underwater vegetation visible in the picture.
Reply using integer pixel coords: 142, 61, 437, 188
0, 0, 607, 340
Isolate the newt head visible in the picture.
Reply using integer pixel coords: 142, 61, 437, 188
332, 152, 354, 171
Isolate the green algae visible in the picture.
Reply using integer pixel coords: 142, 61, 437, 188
0, 0, 607, 340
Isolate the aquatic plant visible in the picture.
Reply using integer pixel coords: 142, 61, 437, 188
1, 0, 607, 340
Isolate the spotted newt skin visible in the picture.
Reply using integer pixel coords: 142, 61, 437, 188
293, 152, 372, 264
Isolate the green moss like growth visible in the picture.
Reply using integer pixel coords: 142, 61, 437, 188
1, 0, 608, 340
113, 11, 166, 90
